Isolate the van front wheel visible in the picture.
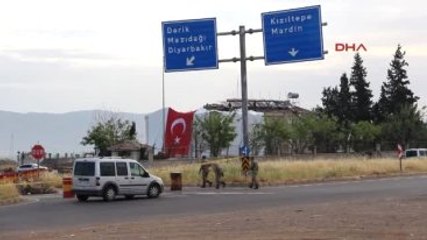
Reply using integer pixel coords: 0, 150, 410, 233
147, 184, 160, 198
103, 186, 116, 202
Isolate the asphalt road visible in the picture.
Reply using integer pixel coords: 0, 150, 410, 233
1, 175, 426, 233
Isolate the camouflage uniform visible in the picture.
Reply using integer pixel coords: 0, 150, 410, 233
199, 163, 226, 189
211, 163, 226, 189
249, 158, 259, 189
199, 163, 212, 188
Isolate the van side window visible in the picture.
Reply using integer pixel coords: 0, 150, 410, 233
421, 150, 427, 156
129, 162, 145, 177
116, 162, 128, 176
100, 162, 116, 176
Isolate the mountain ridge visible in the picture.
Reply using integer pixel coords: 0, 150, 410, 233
0, 109, 156, 159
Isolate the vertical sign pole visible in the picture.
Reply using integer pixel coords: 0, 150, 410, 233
162, 57, 166, 153
239, 26, 250, 157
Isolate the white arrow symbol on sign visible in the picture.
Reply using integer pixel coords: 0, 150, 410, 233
288, 48, 299, 57
186, 56, 195, 66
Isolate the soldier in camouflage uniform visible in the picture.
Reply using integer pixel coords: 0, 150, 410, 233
199, 163, 226, 189
249, 157, 259, 189
199, 163, 212, 188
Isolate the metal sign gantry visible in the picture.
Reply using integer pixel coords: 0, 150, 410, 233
161, 5, 326, 161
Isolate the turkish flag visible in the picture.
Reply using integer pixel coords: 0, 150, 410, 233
164, 108, 195, 157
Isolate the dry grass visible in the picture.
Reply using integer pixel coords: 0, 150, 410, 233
0, 182, 21, 204
40, 171, 64, 188
0, 171, 63, 200
17, 171, 63, 195
149, 157, 427, 186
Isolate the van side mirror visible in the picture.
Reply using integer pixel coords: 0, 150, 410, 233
142, 172, 150, 178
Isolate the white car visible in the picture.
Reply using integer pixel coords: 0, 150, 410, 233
16, 163, 48, 172
72, 157, 164, 202
405, 148, 427, 158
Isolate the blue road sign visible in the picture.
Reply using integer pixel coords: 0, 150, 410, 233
240, 145, 251, 156
162, 18, 218, 72
262, 5, 324, 65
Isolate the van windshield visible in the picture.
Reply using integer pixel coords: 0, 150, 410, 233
74, 162, 95, 176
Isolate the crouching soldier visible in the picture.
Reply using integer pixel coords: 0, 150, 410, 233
199, 163, 226, 189
249, 158, 259, 189
199, 163, 212, 188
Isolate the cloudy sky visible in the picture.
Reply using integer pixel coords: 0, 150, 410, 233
0, 0, 426, 114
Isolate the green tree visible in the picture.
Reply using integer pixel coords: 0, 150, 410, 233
380, 104, 425, 148
337, 73, 353, 126
192, 118, 207, 158
310, 113, 340, 153
81, 116, 136, 156
195, 111, 237, 157
319, 86, 339, 118
351, 121, 380, 152
372, 86, 389, 123
374, 44, 418, 122
350, 53, 373, 122
251, 117, 291, 156
288, 114, 315, 154
319, 73, 352, 125
249, 123, 264, 156
288, 113, 339, 154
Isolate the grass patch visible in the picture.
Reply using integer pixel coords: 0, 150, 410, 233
17, 171, 62, 194
0, 182, 21, 204
40, 171, 63, 188
149, 157, 427, 187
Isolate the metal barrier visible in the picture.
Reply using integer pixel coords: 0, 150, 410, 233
170, 172, 182, 191
62, 177, 74, 198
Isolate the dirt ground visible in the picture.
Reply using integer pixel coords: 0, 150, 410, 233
2, 194, 427, 240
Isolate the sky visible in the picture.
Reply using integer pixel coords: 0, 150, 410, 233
0, 0, 426, 114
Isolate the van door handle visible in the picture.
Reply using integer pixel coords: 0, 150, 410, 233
131, 177, 135, 180
124, 177, 129, 179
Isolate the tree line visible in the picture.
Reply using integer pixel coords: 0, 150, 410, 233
251, 44, 426, 155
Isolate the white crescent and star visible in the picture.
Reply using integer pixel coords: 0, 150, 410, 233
170, 118, 186, 135
170, 118, 187, 145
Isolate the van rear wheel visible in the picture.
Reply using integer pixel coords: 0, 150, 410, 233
103, 186, 116, 202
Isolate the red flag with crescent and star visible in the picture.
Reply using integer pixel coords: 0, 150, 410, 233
164, 108, 195, 157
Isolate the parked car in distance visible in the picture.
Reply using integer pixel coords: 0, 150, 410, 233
72, 157, 164, 202
16, 163, 48, 172
405, 148, 427, 158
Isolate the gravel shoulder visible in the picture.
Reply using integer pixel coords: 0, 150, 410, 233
2, 193, 427, 240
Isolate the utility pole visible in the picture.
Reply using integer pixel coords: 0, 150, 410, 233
218, 27, 263, 163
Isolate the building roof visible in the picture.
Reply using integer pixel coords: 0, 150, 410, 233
108, 140, 151, 152
203, 98, 309, 114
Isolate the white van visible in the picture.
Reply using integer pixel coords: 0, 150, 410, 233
72, 157, 164, 202
405, 148, 427, 158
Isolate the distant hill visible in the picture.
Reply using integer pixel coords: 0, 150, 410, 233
0, 110, 163, 159
0, 108, 264, 159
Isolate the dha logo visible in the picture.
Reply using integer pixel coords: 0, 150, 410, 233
335, 43, 367, 52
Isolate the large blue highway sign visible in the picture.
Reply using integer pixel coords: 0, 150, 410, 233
162, 18, 218, 72
262, 5, 324, 65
